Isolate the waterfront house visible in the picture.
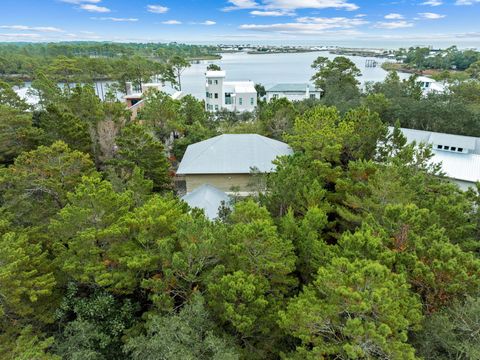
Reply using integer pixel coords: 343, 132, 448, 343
176, 134, 293, 194
266, 83, 322, 102
416, 76, 446, 95
124, 82, 184, 120
205, 70, 257, 112
391, 127, 480, 190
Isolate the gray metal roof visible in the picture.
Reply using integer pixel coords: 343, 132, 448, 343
182, 184, 230, 220
391, 127, 480, 184
177, 134, 293, 175
266, 83, 322, 93
392, 127, 480, 154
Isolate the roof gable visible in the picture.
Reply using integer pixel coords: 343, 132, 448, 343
177, 134, 293, 175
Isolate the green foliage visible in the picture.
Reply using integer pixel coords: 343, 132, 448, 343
109, 123, 172, 192
54, 284, 138, 360
0, 326, 60, 360
38, 104, 92, 154
50, 174, 134, 288
0, 105, 44, 164
279, 257, 423, 360
0, 81, 30, 111
125, 294, 239, 360
0, 229, 56, 322
414, 296, 480, 359
0, 141, 95, 226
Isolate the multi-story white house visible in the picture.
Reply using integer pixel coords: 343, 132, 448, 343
416, 76, 446, 95
266, 83, 322, 102
205, 70, 257, 112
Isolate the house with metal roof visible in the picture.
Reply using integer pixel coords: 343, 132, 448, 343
416, 76, 446, 95
392, 127, 480, 190
266, 83, 322, 102
177, 134, 293, 194
181, 184, 231, 220
205, 71, 257, 113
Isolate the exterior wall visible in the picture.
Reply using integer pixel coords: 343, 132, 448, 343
266, 91, 321, 102
205, 76, 224, 112
185, 174, 254, 193
234, 91, 257, 112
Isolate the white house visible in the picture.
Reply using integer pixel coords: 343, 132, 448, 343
205, 71, 257, 112
416, 76, 446, 95
392, 127, 480, 190
266, 83, 322, 102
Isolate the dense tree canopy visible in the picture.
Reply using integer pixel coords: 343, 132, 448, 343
0, 49, 479, 360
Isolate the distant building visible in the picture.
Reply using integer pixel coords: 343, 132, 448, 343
265, 83, 322, 102
205, 70, 257, 112
182, 184, 231, 220
416, 76, 446, 95
176, 134, 293, 194
392, 127, 480, 190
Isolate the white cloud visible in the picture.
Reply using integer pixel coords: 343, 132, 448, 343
92, 17, 139, 22
264, 0, 359, 11
0, 33, 40, 39
225, 0, 359, 11
250, 10, 294, 16
420, 0, 443, 5
0, 25, 64, 32
147, 4, 169, 13
162, 20, 182, 24
201, 20, 217, 25
455, 0, 480, 4
240, 16, 367, 34
60, 0, 101, 4
418, 12, 446, 19
79, 4, 110, 12
384, 13, 404, 19
374, 20, 414, 29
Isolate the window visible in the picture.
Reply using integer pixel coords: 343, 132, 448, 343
437, 145, 443, 149
215, 93, 219, 99
250, 97, 254, 105
208, 80, 212, 85
310, 94, 316, 100
444, 146, 450, 150
458, 148, 464, 152
215, 105, 219, 111
239, 98, 243, 105
206, 92, 209, 98
273, 94, 279, 99
214, 80, 218, 85
225, 93, 232, 105
451, 147, 457, 151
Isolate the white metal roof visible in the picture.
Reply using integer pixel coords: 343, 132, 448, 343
206, 70, 226, 78
393, 127, 480, 154
182, 184, 230, 220
224, 81, 256, 94
391, 127, 480, 184
177, 134, 293, 175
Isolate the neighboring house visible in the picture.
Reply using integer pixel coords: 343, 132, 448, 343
205, 70, 257, 112
182, 184, 231, 220
176, 134, 293, 194
266, 83, 322, 102
416, 76, 446, 95
392, 127, 480, 190
124, 82, 184, 120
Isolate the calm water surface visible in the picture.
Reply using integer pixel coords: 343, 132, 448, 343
17, 51, 408, 103
181, 51, 408, 99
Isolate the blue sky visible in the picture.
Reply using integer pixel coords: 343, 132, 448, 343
0, 0, 479, 47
